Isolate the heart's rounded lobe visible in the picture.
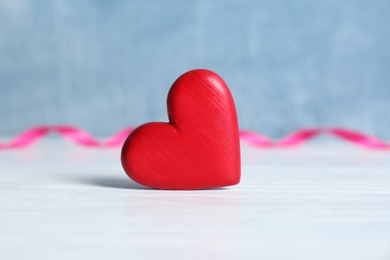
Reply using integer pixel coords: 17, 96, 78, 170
121, 69, 240, 190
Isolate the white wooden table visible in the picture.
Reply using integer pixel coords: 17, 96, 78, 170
1, 140, 389, 260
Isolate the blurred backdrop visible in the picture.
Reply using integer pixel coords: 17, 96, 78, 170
0, 0, 389, 139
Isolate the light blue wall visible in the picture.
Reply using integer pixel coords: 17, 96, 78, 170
1, 0, 389, 138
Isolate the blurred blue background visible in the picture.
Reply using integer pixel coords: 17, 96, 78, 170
1, 0, 389, 139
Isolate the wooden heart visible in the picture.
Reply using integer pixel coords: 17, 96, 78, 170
121, 69, 240, 190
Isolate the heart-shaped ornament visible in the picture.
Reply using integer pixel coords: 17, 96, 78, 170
121, 69, 240, 190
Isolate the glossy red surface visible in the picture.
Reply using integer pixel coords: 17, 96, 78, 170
121, 69, 241, 190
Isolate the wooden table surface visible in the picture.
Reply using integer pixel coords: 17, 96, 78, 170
1, 141, 389, 260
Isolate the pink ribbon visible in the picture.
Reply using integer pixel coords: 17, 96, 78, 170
239, 128, 390, 149
0, 125, 389, 150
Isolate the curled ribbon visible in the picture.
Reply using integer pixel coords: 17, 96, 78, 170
0, 126, 389, 150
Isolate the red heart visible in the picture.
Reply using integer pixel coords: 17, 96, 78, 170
121, 69, 241, 190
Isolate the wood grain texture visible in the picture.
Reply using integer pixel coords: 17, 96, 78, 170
0, 141, 390, 260
121, 69, 240, 189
